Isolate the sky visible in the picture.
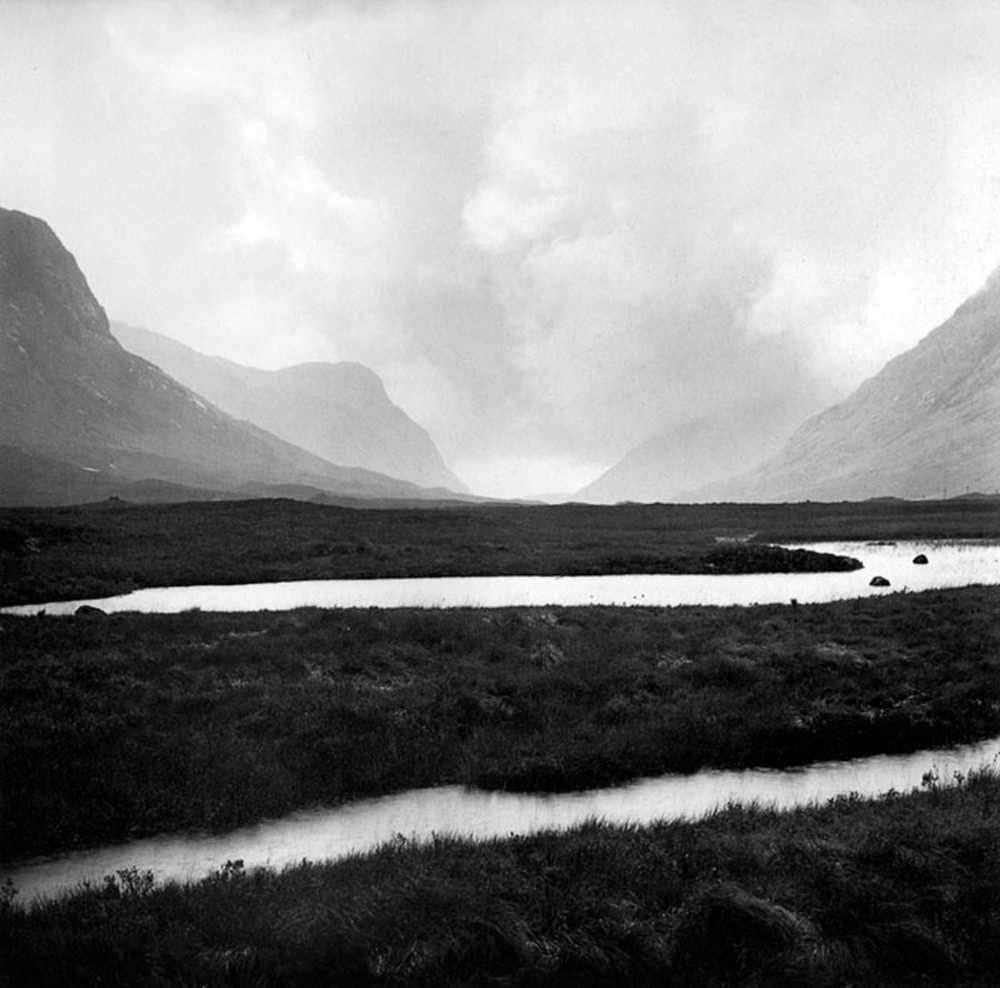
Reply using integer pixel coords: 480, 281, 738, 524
3, 0, 1000, 497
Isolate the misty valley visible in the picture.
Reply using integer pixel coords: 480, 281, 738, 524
3, 19, 1000, 977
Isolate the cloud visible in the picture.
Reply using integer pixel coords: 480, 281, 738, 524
3, 0, 1000, 495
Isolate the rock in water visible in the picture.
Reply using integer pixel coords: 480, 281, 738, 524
869, 576, 891, 587
913, 553, 929, 565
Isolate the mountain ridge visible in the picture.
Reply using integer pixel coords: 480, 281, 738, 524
0, 206, 468, 506
112, 321, 467, 493
693, 271, 1000, 502
575, 403, 807, 504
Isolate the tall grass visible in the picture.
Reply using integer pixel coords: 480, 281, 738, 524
5, 771, 1000, 986
3, 496, 996, 604
3, 587, 1000, 860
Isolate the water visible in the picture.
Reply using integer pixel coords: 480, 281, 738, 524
3, 540, 999, 615
7, 736, 999, 907
5, 538, 999, 907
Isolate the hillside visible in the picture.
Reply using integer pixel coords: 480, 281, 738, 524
700, 270, 1000, 501
112, 322, 467, 492
576, 414, 793, 504
0, 207, 460, 505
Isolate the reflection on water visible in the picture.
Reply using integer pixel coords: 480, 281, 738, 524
5, 539, 999, 906
7, 735, 1000, 906
3, 541, 999, 615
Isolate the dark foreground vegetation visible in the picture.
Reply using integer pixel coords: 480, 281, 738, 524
3, 496, 998, 604
5, 772, 1000, 986
3, 587, 1000, 860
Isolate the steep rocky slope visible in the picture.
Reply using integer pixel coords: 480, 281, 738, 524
0, 207, 458, 505
112, 322, 467, 492
699, 271, 1000, 501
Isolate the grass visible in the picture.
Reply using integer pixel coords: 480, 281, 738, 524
3, 496, 998, 604
5, 770, 1000, 986
3, 498, 999, 984
3, 586, 1000, 861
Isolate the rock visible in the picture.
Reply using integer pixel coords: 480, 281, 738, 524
869, 576, 891, 587
815, 641, 872, 670
913, 553, 929, 565
531, 642, 567, 669
655, 651, 692, 671
75, 605, 107, 617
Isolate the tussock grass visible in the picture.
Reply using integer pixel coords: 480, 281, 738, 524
2, 587, 1000, 860
5, 772, 1000, 985
3, 496, 997, 604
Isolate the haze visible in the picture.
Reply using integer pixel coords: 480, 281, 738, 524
3, 0, 1000, 497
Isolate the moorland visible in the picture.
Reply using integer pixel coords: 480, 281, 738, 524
3, 495, 1000, 986
2, 495, 999, 605
4, 771, 1000, 986
3, 587, 1000, 860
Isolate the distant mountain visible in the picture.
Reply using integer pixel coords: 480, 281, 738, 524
699, 270, 1000, 502
0, 206, 465, 506
576, 410, 797, 504
112, 322, 468, 493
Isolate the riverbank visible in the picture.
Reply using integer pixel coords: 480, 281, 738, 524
4, 496, 997, 604
5, 770, 1000, 986
4, 586, 1000, 860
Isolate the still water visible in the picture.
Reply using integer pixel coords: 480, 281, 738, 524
4, 541, 999, 615
5, 538, 999, 906
8, 735, 1000, 906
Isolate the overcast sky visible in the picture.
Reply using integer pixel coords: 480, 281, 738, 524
4, 0, 1000, 496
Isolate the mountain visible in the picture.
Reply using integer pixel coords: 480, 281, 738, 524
112, 322, 467, 493
0, 446, 236, 506
576, 408, 799, 504
698, 270, 1000, 502
0, 206, 464, 506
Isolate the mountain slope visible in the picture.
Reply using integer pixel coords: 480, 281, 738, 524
0, 206, 459, 504
700, 271, 1000, 502
576, 414, 794, 504
112, 322, 467, 492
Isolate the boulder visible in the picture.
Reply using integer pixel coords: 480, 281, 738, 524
913, 553, 929, 565
75, 605, 107, 617
869, 576, 891, 587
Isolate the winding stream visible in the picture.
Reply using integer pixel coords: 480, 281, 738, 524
7, 735, 1000, 906
5, 538, 999, 907
4, 540, 999, 615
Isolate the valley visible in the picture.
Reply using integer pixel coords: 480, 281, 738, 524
2, 174, 999, 985
3, 496, 999, 606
